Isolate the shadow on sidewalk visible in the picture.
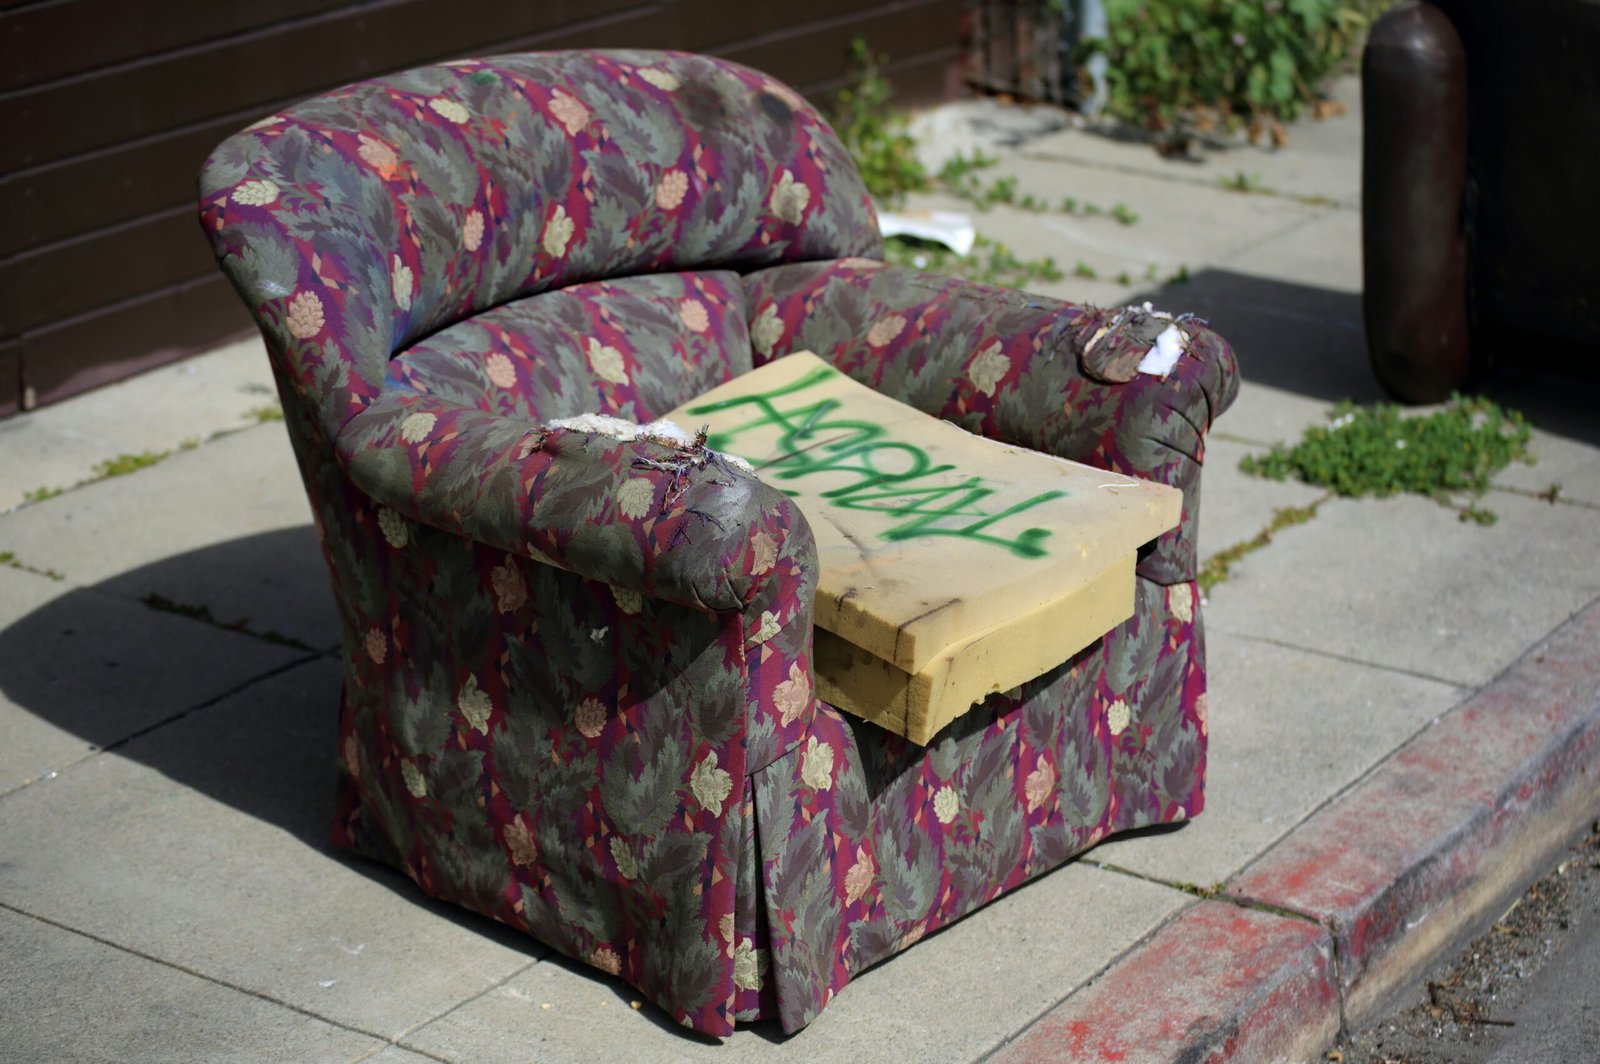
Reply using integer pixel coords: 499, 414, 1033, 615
0, 526, 755, 1041
0, 528, 559, 946
1136, 269, 1382, 411
1132, 268, 1600, 447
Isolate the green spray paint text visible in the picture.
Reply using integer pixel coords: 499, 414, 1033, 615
687, 365, 1063, 558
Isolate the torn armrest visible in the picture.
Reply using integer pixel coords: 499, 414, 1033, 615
334, 394, 813, 614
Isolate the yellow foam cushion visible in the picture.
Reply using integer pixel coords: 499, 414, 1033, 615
670, 352, 1180, 743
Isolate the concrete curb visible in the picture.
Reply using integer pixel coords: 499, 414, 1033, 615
995, 596, 1600, 1063
990, 902, 1340, 1064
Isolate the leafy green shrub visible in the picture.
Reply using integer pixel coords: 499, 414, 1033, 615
1240, 396, 1533, 523
1090, 0, 1376, 129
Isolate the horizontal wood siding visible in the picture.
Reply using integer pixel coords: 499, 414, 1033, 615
1, 0, 962, 413
3, 0, 350, 91
19, 276, 254, 409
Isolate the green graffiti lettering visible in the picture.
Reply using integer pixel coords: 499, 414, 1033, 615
686, 364, 1064, 558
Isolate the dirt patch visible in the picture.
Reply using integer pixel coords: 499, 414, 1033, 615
1332, 821, 1600, 1064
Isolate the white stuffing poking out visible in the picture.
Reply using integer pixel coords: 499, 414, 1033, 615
545, 413, 692, 444
1136, 324, 1186, 377
543, 413, 754, 473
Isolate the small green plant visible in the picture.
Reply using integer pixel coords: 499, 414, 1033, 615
1116, 271, 1132, 286
246, 402, 284, 423
1240, 396, 1533, 523
1220, 171, 1265, 194
936, 149, 1000, 187
23, 485, 64, 504
830, 39, 928, 204
884, 234, 1064, 288
937, 163, 1140, 225
934, 150, 1000, 203
980, 175, 1019, 207
93, 450, 170, 479
1165, 264, 1192, 284
1073, 260, 1099, 280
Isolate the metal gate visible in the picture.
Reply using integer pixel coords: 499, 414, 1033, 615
963, 0, 1083, 104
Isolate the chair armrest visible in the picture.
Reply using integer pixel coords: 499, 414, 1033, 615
743, 262, 1240, 582
335, 391, 813, 615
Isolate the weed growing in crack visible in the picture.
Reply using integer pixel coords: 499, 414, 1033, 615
0, 551, 65, 581
884, 233, 1064, 288
1219, 170, 1266, 194
23, 485, 64, 504
1239, 396, 1533, 523
1198, 497, 1328, 593
94, 450, 170, 479
141, 592, 313, 651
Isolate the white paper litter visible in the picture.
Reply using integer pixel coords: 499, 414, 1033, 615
877, 209, 977, 256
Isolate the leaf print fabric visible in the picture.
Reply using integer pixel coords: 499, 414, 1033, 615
199, 49, 1236, 1039
231, 179, 278, 206
691, 754, 734, 816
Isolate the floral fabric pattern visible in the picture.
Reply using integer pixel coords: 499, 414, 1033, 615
199, 50, 881, 440
740, 260, 1240, 585
199, 49, 1236, 1039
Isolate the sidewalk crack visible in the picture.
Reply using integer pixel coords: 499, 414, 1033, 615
0, 900, 436, 1056
140, 590, 316, 652
0, 653, 323, 803
1087, 859, 1325, 925
0, 550, 66, 582
1205, 628, 1472, 689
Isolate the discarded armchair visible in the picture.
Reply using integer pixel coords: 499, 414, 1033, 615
199, 50, 1238, 1036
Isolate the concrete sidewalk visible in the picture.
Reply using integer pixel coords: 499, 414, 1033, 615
3, 80, 1599, 1063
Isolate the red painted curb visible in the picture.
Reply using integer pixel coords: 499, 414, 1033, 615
1229, 597, 1600, 1021
996, 597, 1600, 1063
990, 901, 1339, 1064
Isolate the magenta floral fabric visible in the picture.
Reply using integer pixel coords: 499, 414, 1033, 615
199, 49, 1237, 1037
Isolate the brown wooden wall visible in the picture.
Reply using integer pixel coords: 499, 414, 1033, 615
0, 0, 964, 418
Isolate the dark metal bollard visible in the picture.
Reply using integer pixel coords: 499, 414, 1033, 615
1362, 2, 1471, 403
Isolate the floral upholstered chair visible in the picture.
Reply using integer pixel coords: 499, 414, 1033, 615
198, 50, 1237, 1036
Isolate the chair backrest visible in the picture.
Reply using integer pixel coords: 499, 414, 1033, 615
199, 50, 882, 436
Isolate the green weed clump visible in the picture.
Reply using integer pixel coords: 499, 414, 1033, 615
1240, 397, 1533, 523
23, 485, 64, 504
1089, 0, 1384, 131
884, 233, 1064, 288
93, 450, 171, 478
